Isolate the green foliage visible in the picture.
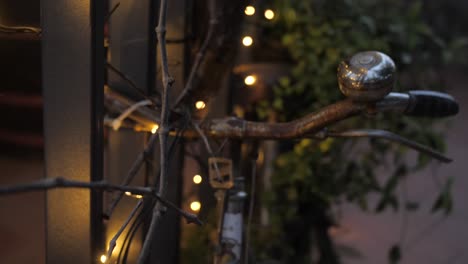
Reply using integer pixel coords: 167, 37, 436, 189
254, 0, 462, 263
388, 244, 402, 264
431, 177, 454, 215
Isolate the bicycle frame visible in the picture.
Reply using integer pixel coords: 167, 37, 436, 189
104, 87, 458, 264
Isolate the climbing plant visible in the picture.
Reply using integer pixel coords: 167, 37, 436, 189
253, 0, 465, 263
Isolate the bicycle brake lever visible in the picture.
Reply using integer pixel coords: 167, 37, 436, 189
311, 128, 452, 163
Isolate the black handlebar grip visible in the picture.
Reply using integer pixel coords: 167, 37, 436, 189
405, 90, 459, 117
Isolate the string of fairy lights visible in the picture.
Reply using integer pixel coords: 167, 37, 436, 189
100, 4, 275, 263
241, 5, 275, 87
186, 4, 276, 223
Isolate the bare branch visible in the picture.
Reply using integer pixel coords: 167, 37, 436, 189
138, 0, 175, 262
192, 121, 215, 154
139, 202, 164, 259
106, 62, 161, 104
105, 133, 159, 218
107, 200, 143, 261
0, 177, 149, 195
155, 0, 174, 197
173, 0, 218, 108
192, 121, 222, 181
104, 92, 367, 139
0, 177, 202, 226
105, 2, 121, 22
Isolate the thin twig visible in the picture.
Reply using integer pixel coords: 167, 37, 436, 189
192, 121, 222, 181
106, 200, 143, 261
215, 138, 229, 156
138, 0, 175, 262
193, 121, 215, 154
173, 0, 218, 108
0, 177, 202, 225
139, 202, 164, 259
105, 2, 121, 22
0, 177, 149, 195
118, 200, 153, 263
106, 62, 161, 104
104, 133, 159, 218
0, 24, 41, 34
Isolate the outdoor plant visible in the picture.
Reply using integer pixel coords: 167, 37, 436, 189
252, 0, 466, 263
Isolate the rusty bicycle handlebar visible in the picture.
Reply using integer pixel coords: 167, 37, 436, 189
201, 99, 364, 139
104, 51, 459, 162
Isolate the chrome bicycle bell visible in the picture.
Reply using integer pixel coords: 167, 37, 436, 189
337, 51, 396, 102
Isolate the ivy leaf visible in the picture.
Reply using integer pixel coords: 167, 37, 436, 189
415, 153, 431, 170
375, 168, 406, 212
376, 195, 398, 213
431, 177, 454, 215
319, 138, 334, 153
388, 244, 401, 264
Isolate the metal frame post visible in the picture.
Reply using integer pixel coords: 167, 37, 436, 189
42, 0, 105, 262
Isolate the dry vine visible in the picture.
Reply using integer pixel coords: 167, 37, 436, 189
137, 0, 173, 262
0, 177, 201, 225
0, 0, 220, 262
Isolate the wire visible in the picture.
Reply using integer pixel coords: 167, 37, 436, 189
118, 199, 155, 264
110, 99, 153, 131
106, 62, 161, 104
0, 23, 41, 34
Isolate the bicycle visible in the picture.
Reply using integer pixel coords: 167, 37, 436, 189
0, 50, 458, 263
102, 50, 458, 263
208, 51, 458, 264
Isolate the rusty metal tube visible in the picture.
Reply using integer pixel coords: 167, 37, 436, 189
202, 99, 365, 139
104, 88, 367, 139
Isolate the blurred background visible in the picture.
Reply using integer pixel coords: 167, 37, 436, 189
0, 0, 467, 263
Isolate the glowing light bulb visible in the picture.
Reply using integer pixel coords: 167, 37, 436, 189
151, 124, 159, 134
195, 100, 206, 110
264, 9, 275, 20
134, 194, 143, 199
100, 255, 107, 263
190, 201, 201, 212
125, 191, 132, 196
242, 36, 253, 47
244, 75, 257, 86
244, 6, 255, 16
193, 175, 202, 184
